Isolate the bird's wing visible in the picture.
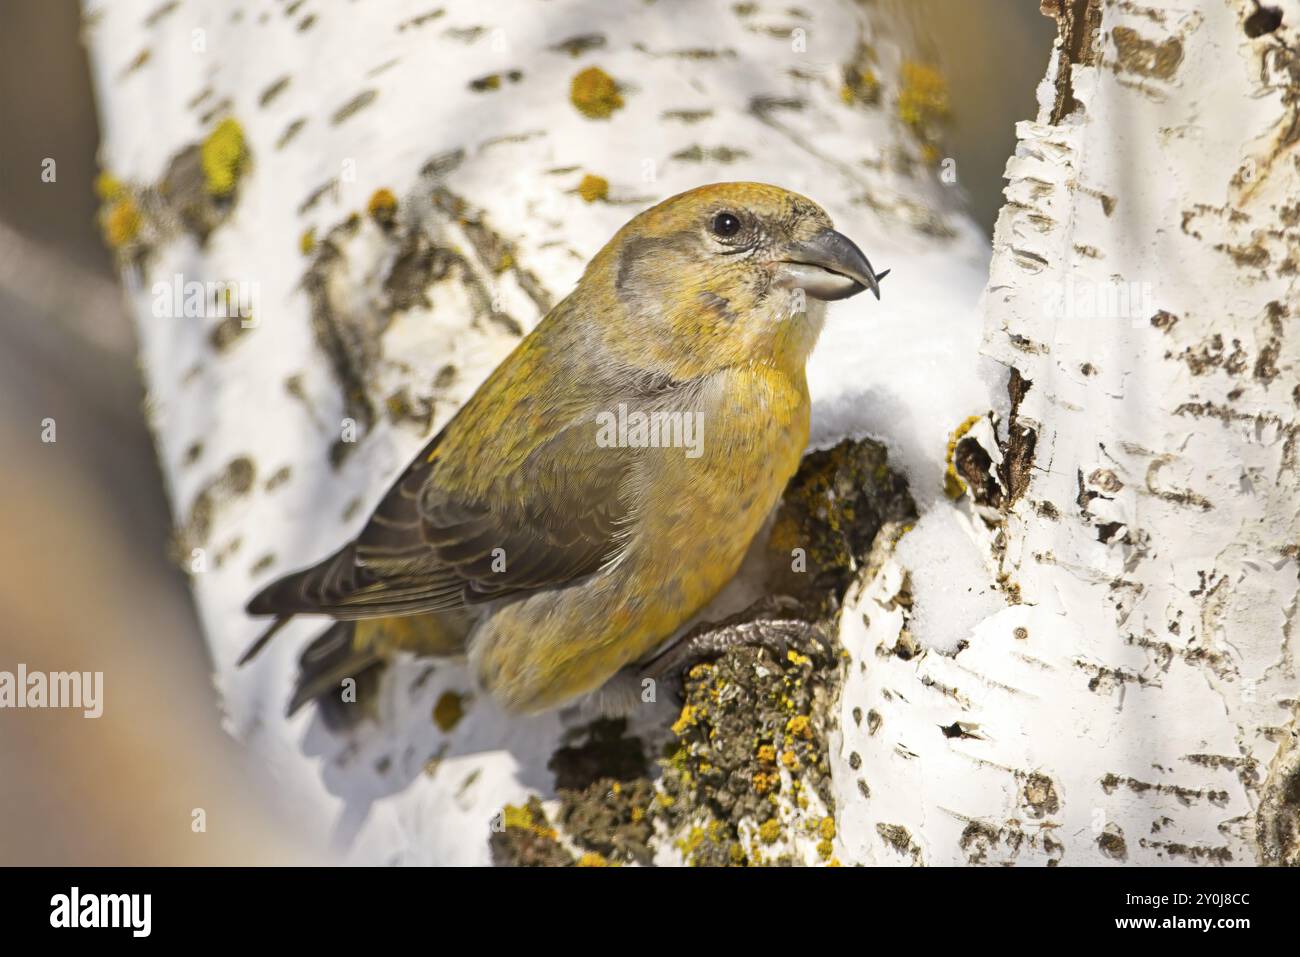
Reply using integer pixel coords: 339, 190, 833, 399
245, 426, 637, 619
246, 335, 653, 620
361, 417, 636, 609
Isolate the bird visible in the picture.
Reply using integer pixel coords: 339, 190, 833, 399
241, 181, 888, 719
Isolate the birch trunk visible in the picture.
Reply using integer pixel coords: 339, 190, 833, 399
837, 0, 1300, 866
84, 0, 1295, 866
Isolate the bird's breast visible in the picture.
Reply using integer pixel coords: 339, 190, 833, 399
623, 365, 809, 618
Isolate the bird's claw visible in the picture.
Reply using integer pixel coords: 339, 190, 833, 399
638, 613, 820, 693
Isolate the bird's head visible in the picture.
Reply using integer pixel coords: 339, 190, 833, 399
584, 182, 887, 377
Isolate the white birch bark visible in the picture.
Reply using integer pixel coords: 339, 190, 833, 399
835, 0, 1300, 865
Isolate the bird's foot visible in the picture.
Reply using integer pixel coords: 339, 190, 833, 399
634, 596, 828, 702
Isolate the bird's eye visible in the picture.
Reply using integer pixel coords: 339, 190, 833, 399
710, 211, 742, 239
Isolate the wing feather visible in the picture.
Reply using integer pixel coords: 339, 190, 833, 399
247, 347, 666, 620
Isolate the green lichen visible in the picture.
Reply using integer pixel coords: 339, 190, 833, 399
570, 66, 623, 119
897, 61, 950, 161
840, 66, 880, 106
490, 798, 573, 867
765, 438, 916, 609
653, 632, 832, 866
491, 720, 654, 866
93, 171, 125, 202
200, 117, 248, 197
577, 173, 609, 203
840, 41, 881, 108
101, 197, 141, 248
367, 187, 399, 227
94, 169, 143, 251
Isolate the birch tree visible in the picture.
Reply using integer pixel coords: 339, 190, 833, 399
839, 0, 1300, 866
84, 0, 1297, 865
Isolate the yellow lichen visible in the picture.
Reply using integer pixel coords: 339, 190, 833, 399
570, 66, 623, 119
677, 819, 735, 865
897, 61, 949, 141
818, 816, 836, 841
786, 649, 811, 668
758, 819, 782, 845
501, 804, 533, 830
299, 227, 316, 255
432, 690, 465, 732
786, 715, 813, 740
756, 744, 776, 764
676, 826, 706, 860
94, 171, 124, 202
577, 852, 612, 867
577, 173, 609, 203
840, 67, 880, 106
501, 802, 557, 839
201, 117, 248, 197
102, 197, 141, 248
686, 662, 711, 681
944, 414, 984, 500
817, 838, 835, 860
671, 703, 699, 736
780, 749, 800, 771
367, 187, 398, 225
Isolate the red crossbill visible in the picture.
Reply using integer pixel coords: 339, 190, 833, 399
243, 182, 886, 717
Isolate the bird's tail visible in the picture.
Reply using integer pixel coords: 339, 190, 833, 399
288, 620, 387, 729
240, 609, 471, 728
237, 615, 292, 666
287, 613, 471, 728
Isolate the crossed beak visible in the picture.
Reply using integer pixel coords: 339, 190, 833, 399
774, 228, 891, 302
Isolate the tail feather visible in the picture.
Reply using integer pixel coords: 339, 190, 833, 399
287, 621, 386, 729
241, 599, 471, 728
245, 545, 354, 617
237, 615, 292, 666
